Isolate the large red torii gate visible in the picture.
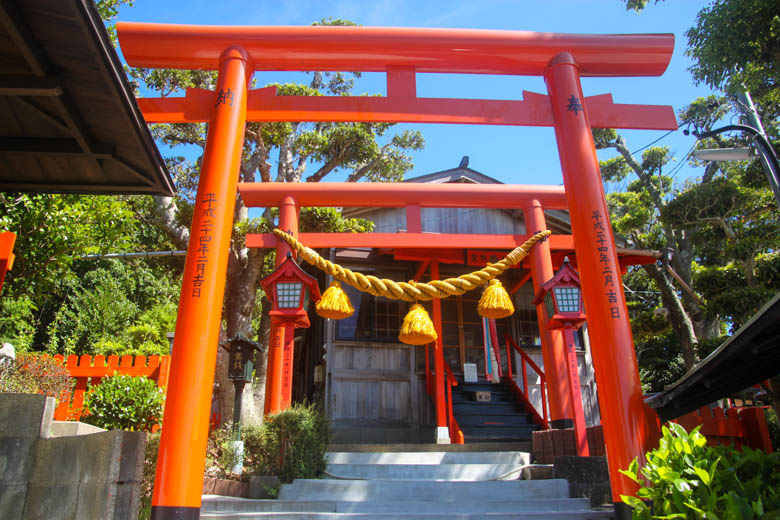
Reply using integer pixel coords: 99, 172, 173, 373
117, 23, 676, 520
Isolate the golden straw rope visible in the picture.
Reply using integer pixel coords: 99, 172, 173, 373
273, 229, 551, 302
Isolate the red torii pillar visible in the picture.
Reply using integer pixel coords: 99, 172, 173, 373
545, 52, 647, 515
149, 47, 251, 519
523, 201, 574, 427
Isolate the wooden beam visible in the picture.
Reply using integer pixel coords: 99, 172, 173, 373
0, 76, 62, 96
0, 0, 50, 77
0, 137, 113, 157
0, 182, 161, 193
8, 96, 70, 133
248, 232, 575, 250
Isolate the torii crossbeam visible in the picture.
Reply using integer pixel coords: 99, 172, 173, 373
117, 23, 676, 520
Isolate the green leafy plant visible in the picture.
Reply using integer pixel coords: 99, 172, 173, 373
0, 352, 73, 402
82, 374, 164, 432
247, 402, 329, 483
621, 422, 780, 519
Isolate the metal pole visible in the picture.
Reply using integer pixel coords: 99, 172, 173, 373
545, 52, 651, 520
150, 45, 250, 520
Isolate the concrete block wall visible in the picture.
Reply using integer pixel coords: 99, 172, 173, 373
0, 394, 145, 520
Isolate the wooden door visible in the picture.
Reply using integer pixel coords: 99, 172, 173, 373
327, 341, 421, 442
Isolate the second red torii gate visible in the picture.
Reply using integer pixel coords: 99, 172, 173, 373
117, 22, 676, 520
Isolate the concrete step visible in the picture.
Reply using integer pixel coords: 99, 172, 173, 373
202, 497, 593, 514
278, 478, 570, 502
326, 443, 532, 453
325, 463, 526, 480
325, 451, 530, 465
200, 511, 615, 519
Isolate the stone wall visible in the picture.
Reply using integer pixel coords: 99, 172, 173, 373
0, 393, 145, 520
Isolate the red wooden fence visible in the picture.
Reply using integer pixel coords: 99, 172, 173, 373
53, 354, 171, 421
533, 405, 773, 464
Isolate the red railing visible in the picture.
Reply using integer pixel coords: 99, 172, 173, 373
503, 334, 549, 429
423, 343, 464, 444
52, 354, 171, 422
443, 362, 464, 444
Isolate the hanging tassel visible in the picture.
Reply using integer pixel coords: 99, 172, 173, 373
399, 303, 438, 345
315, 281, 354, 319
477, 279, 515, 319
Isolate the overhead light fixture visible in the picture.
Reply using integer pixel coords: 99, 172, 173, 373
693, 148, 754, 162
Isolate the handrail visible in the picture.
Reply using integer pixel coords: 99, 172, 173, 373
503, 335, 549, 429
422, 344, 463, 444
443, 361, 464, 444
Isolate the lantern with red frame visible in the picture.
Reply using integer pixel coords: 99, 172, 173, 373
533, 257, 590, 456
260, 252, 321, 412
260, 252, 321, 328
533, 257, 586, 330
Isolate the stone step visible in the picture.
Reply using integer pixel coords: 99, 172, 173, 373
325, 451, 530, 465
452, 391, 515, 403
325, 463, 526, 480
456, 382, 512, 392
460, 424, 540, 442
455, 413, 532, 426
453, 402, 520, 414
326, 443, 532, 453
200, 511, 614, 519
278, 478, 570, 502
202, 497, 598, 514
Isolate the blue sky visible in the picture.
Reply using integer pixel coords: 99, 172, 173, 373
116, 0, 718, 186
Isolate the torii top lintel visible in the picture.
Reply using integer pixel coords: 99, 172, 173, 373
117, 24, 673, 77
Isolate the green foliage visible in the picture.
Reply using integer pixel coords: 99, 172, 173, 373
766, 409, 780, 451
0, 193, 138, 299
46, 261, 179, 356
82, 374, 164, 432
621, 423, 780, 519
686, 0, 780, 116
245, 402, 329, 482
0, 295, 37, 351
139, 431, 160, 520
0, 352, 73, 402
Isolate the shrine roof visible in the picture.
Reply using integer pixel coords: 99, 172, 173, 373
0, 0, 173, 195
647, 292, 780, 422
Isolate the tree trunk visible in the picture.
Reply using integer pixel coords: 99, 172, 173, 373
644, 264, 700, 370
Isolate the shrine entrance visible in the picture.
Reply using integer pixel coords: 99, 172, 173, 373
116, 23, 677, 520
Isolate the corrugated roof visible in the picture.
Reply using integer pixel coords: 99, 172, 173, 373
0, 0, 172, 194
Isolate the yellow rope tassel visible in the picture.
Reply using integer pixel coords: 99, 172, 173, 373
399, 304, 438, 345
478, 279, 515, 319
316, 281, 354, 320
273, 228, 551, 302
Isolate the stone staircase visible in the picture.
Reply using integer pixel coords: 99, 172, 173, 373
201, 447, 613, 519
453, 381, 541, 444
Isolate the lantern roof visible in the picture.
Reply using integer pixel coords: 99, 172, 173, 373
220, 333, 263, 352
260, 253, 322, 305
533, 257, 581, 305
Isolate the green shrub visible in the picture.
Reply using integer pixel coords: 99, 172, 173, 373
138, 432, 159, 520
0, 352, 73, 402
82, 374, 164, 432
767, 408, 780, 452
247, 402, 329, 483
621, 422, 780, 519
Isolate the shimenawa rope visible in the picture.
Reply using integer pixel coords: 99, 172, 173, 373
272, 229, 551, 302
